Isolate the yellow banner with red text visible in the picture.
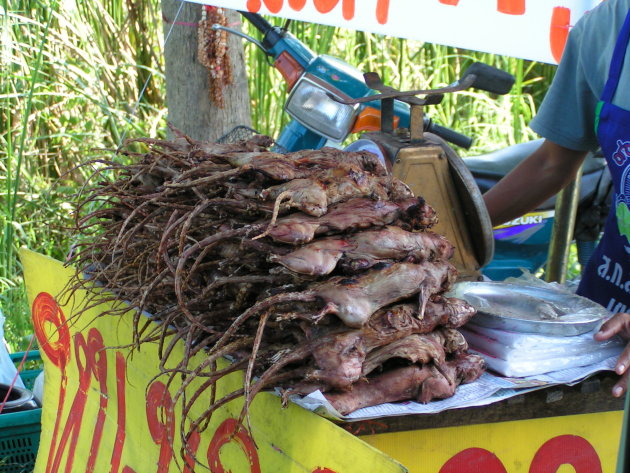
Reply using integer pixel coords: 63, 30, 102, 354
21, 249, 406, 473
360, 410, 621, 473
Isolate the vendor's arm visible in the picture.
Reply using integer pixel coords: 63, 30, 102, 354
595, 313, 630, 397
483, 141, 587, 226
483, 2, 614, 227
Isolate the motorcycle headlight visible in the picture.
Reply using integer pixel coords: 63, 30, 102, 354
285, 75, 358, 142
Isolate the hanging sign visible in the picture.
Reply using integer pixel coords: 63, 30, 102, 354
189, 0, 602, 63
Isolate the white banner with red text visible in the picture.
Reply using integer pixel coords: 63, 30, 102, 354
188, 0, 601, 64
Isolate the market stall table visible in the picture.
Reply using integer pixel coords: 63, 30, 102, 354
21, 249, 624, 473
353, 372, 623, 471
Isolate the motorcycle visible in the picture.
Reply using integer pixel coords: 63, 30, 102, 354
218, 12, 481, 151
216, 12, 611, 280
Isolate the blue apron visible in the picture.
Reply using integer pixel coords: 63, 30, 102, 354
577, 8, 630, 312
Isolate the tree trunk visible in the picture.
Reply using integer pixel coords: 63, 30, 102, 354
161, 2, 251, 142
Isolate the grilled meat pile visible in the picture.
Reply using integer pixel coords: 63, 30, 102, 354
69, 130, 484, 434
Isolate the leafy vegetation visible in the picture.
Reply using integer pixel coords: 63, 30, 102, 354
2, 1, 557, 350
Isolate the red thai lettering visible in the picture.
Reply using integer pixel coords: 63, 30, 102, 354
246, 0, 388, 24
183, 430, 201, 473
497, 0, 525, 15
313, 0, 338, 13
550, 7, 571, 62
313, 0, 355, 20
288, 0, 307, 10
85, 329, 109, 473
440, 448, 508, 473
146, 381, 175, 473
47, 329, 107, 473
312, 469, 339, 473
32, 292, 71, 370
109, 352, 128, 473
32, 293, 71, 473
529, 435, 602, 473
439, 0, 525, 14
344, 0, 355, 20
207, 418, 261, 473
375, 0, 389, 23
246, 0, 283, 13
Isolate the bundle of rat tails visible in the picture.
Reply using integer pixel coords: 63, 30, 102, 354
66, 129, 484, 459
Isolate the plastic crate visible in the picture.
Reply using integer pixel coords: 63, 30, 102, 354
8, 352, 41, 392
0, 351, 42, 473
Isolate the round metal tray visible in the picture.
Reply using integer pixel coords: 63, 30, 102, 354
449, 281, 610, 336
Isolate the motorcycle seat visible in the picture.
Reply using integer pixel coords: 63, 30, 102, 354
465, 138, 606, 178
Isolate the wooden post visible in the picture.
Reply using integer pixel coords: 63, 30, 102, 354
161, 2, 251, 141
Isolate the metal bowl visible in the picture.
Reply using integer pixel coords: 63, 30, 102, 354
448, 281, 610, 336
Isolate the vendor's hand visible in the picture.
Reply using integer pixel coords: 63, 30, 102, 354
595, 312, 630, 397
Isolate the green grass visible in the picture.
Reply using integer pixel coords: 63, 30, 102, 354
1, 0, 165, 350
1, 3, 561, 350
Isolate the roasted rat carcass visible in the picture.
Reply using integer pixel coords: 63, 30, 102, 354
69, 132, 483, 443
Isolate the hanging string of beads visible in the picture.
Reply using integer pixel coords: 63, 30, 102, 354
197, 6, 233, 108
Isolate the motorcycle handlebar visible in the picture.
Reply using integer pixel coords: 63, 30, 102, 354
239, 11, 272, 33
425, 118, 473, 149
462, 62, 515, 96
238, 11, 282, 50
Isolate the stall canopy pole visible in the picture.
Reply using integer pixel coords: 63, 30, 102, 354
616, 380, 630, 473
545, 165, 583, 283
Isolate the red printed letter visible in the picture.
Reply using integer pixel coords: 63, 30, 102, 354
342, 0, 354, 20
439, 0, 460, 5
32, 292, 70, 370
529, 435, 602, 473
312, 0, 355, 20
376, 0, 390, 24
146, 381, 175, 473
183, 430, 201, 473
497, 0, 525, 15
32, 293, 71, 473
550, 7, 571, 63
440, 448, 508, 473
288, 0, 307, 10
246, 0, 261, 10
47, 329, 107, 473
85, 330, 109, 473
313, 0, 337, 12
246, 0, 284, 13
207, 418, 261, 473
109, 352, 128, 473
